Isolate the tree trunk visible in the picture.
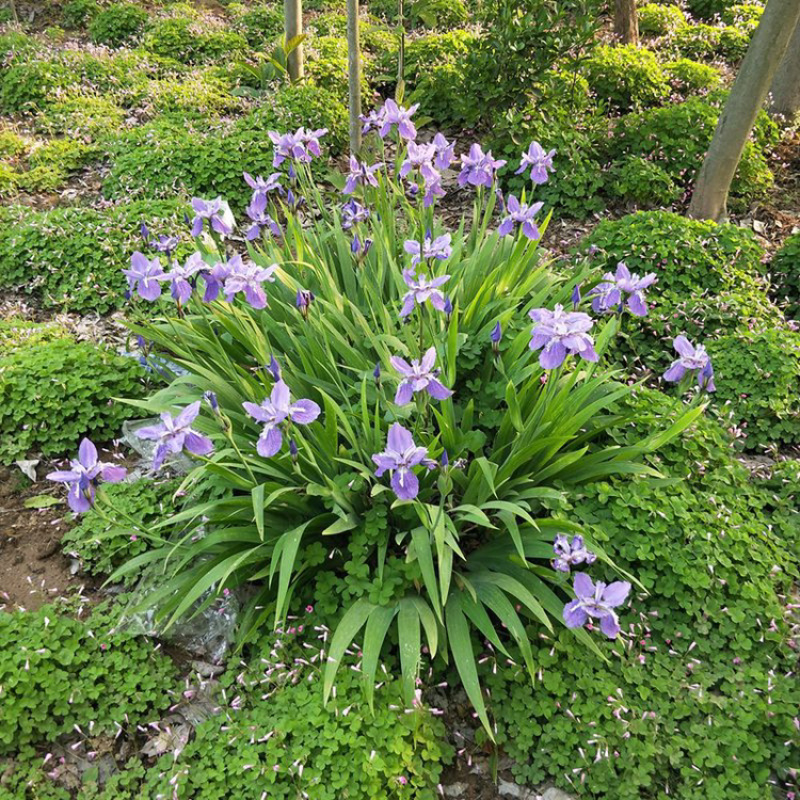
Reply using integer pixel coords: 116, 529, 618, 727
613, 0, 639, 46
346, 0, 362, 155
769, 19, 800, 120
284, 0, 304, 82
688, 0, 800, 221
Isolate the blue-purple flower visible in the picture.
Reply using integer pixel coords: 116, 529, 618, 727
663, 335, 716, 391
372, 99, 419, 140
400, 269, 451, 317
244, 171, 283, 199
222, 258, 277, 309
589, 262, 657, 317
498, 196, 544, 240
372, 423, 434, 501
399, 141, 439, 183
457, 144, 506, 189
124, 252, 164, 301
432, 132, 455, 171
190, 197, 235, 238
553, 534, 597, 573
390, 347, 453, 405
343, 157, 383, 194
341, 199, 370, 230
516, 142, 556, 185
404, 233, 452, 266
563, 572, 630, 638
163, 252, 205, 303
529, 304, 598, 369
136, 402, 215, 471
245, 193, 282, 241
243, 380, 321, 457
296, 288, 315, 320
269, 127, 328, 166
47, 439, 127, 513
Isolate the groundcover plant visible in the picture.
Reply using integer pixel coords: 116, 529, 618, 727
51, 101, 707, 732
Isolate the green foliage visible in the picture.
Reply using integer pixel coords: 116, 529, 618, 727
307, 35, 370, 99
0, 200, 189, 312
0, 337, 146, 463
686, 0, 759, 19
34, 93, 126, 140
721, 2, 763, 28
0, 129, 26, 159
0, 317, 68, 356
104, 86, 348, 211
62, 0, 100, 29
409, 0, 469, 28
708, 328, 800, 447
89, 2, 149, 47
614, 97, 774, 199
486, 387, 799, 799
663, 57, 722, 93
584, 44, 670, 110
144, 666, 451, 799
637, 2, 686, 35
673, 22, 752, 62
230, 2, 284, 45
608, 155, 681, 208
770, 232, 800, 320
143, 15, 248, 64
146, 71, 242, 116
62, 478, 179, 580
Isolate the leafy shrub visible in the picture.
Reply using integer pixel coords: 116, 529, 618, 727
614, 97, 774, 198
409, 0, 469, 28
0, 337, 146, 463
608, 155, 681, 207
307, 35, 370, 98
0, 606, 178, 753
62, 478, 179, 580
637, 2, 686, 35
144, 665, 451, 799
581, 210, 766, 298
486, 387, 799, 798
708, 328, 800, 447
104, 86, 348, 211
673, 22, 751, 62
230, 1, 284, 45
145, 71, 242, 116
0, 200, 189, 312
62, 0, 100, 29
0, 317, 68, 356
686, 0, 755, 19
89, 2, 149, 47
770, 232, 800, 320
664, 57, 723, 92
584, 44, 670, 109
143, 15, 248, 64
0, 129, 26, 158
721, 2, 763, 27
34, 93, 126, 140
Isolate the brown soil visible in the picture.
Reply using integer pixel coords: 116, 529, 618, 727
0, 464, 91, 612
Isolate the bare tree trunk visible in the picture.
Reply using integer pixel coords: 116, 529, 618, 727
613, 0, 639, 45
346, 0, 362, 155
284, 0, 304, 82
769, 19, 800, 120
397, 0, 405, 98
688, 0, 800, 221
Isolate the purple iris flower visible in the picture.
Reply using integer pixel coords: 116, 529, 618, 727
563, 572, 630, 639
163, 252, 205, 303
269, 127, 328, 166
399, 141, 439, 183
491, 322, 502, 346
190, 197, 235, 238
244, 172, 283, 199
296, 288, 314, 320
404, 233, 452, 266
663, 335, 716, 392
390, 347, 453, 405
343, 157, 383, 194
378, 99, 419, 140
341, 199, 370, 230
457, 144, 507, 189
201, 258, 235, 303
243, 380, 321, 458
47, 438, 127, 513
351, 235, 373, 260
571, 284, 582, 309
136, 402, 215, 471
498, 196, 544, 240
529, 304, 598, 369
589, 262, 657, 317
123, 252, 164, 301
361, 107, 384, 134
553, 534, 597, 573
372, 423, 434, 501
400, 269, 450, 318
222, 258, 277, 309
516, 141, 556, 185
150, 234, 179, 257
245, 193, 282, 241
301, 127, 328, 158
432, 132, 455, 171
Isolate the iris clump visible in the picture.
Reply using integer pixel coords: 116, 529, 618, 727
107, 99, 704, 734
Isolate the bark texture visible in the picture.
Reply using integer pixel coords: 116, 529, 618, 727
347, 0, 362, 155
688, 0, 800, 221
613, 0, 639, 45
770, 19, 800, 120
284, 0, 304, 82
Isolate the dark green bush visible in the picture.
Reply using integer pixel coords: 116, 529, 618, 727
143, 15, 248, 64
608, 155, 681, 207
686, 0, 756, 19
663, 57, 723, 93
770, 232, 800, 320
637, 2, 686, 35
62, 0, 100, 28
708, 328, 800, 448
0, 200, 189, 312
0, 606, 178, 753
408, 0, 469, 28
584, 44, 670, 109
0, 337, 146, 463
307, 35, 370, 98
230, 1, 284, 45
485, 387, 799, 798
89, 2, 149, 47
721, 2, 763, 27
614, 96, 774, 199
